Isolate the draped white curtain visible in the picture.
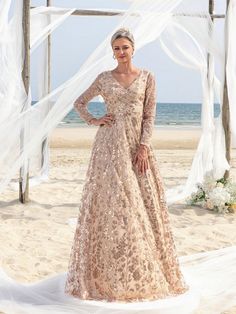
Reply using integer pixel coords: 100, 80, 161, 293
30, 7, 76, 52
27, 6, 76, 187
226, 0, 236, 148
0, 3, 76, 191
160, 16, 230, 202
1, 1, 236, 312
0, 0, 191, 195
0, 0, 234, 198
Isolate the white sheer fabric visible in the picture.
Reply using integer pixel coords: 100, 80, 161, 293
0, 0, 29, 192
1, 3, 75, 192
30, 6, 76, 52
1, 245, 236, 313
27, 7, 76, 187
0, 0, 25, 123
30, 6, 76, 184
0, 0, 234, 198
0, 0, 189, 194
1, 0, 236, 313
226, 0, 236, 148
160, 17, 230, 202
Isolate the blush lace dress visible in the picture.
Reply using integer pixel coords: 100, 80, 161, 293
64, 68, 189, 302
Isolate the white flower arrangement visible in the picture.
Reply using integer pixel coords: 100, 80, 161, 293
186, 171, 236, 214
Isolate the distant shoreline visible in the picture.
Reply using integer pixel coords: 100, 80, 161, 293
57, 123, 202, 130
50, 126, 202, 149
53, 102, 221, 128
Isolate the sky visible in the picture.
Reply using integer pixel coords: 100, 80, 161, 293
31, 0, 226, 103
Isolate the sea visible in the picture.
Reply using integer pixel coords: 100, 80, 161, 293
32, 101, 220, 128
58, 102, 221, 128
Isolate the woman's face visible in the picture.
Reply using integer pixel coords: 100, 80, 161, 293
112, 37, 134, 63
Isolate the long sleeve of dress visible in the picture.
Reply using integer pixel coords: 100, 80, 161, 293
73, 73, 102, 125
140, 72, 157, 149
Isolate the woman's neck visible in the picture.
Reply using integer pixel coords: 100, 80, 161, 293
114, 62, 136, 74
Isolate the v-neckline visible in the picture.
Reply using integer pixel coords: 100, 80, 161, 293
110, 69, 143, 90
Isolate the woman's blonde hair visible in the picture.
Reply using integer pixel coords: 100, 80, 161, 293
110, 27, 135, 48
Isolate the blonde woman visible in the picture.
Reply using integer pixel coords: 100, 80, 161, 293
65, 27, 189, 302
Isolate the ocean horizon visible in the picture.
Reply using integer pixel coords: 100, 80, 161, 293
32, 101, 221, 128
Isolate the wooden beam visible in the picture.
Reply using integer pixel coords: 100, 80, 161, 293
30, 7, 126, 16
30, 7, 225, 19
19, 0, 30, 203
222, 0, 231, 179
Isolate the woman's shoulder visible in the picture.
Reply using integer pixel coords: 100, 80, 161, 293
140, 69, 156, 87
142, 68, 155, 78
96, 70, 110, 78
93, 70, 110, 84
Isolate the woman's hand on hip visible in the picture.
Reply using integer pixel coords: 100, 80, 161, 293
90, 113, 115, 127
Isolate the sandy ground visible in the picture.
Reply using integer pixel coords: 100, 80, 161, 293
50, 126, 202, 149
0, 127, 236, 313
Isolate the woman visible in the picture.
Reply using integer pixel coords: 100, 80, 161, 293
64, 27, 189, 302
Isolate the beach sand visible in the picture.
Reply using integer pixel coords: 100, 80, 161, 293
0, 126, 236, 313
50, 126, 202, 149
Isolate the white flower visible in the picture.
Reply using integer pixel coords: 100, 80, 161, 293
225, 181, 236, 203
208, 187, 231, 208
206, 199, 214, 210
187, 173, 236, 215
202, 173, 217, 194
216, 205, 229, 214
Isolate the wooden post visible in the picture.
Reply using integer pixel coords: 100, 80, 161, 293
41, 0, 51, 171
207, 0, 214, 101
47, 0, 52, 93
209, 0, 214, 16
222, 0, 231, 179
19, 0, 30, 203
207, 0, 215, 172
47, 0, 51, 94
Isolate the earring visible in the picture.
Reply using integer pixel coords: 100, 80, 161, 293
113, 54, 116, 59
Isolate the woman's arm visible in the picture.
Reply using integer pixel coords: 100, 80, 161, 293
74, 73, 102, 125
139, 72, 157, 149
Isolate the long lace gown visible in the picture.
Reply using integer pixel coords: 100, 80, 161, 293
64, 68, 189, 302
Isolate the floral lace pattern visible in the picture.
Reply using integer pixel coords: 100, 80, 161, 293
65, 69, 189, 302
